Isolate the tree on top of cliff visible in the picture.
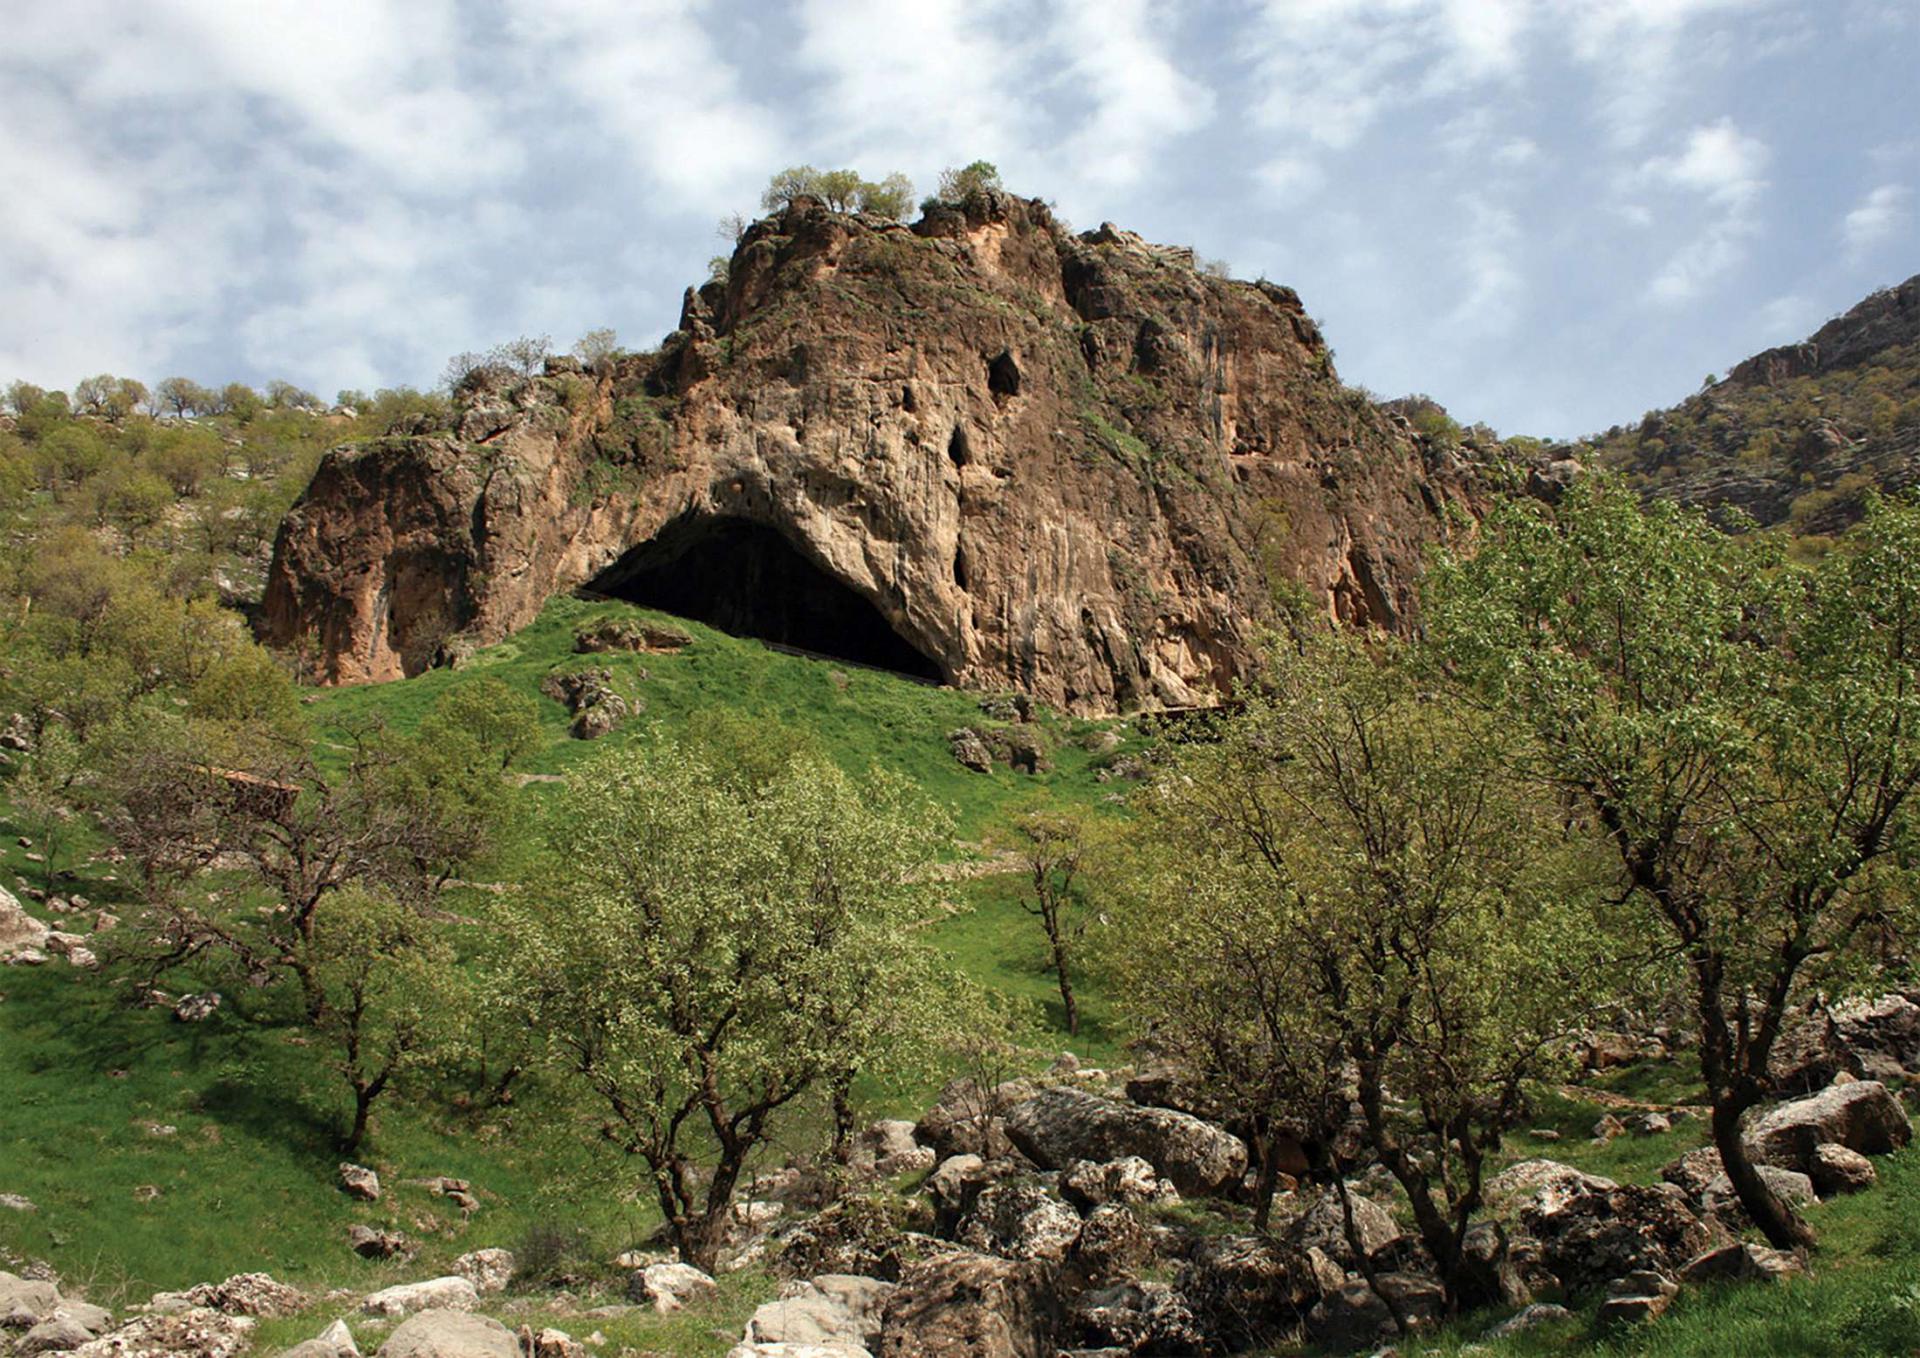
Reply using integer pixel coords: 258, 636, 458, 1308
759, 165, 915, 220
933, 159, 1003, 207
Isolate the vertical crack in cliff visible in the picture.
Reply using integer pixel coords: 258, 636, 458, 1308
583, 514, 946, 682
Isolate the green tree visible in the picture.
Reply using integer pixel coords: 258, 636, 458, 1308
856, 172, 915, 221
9, 724, 82, 897
570, 328, 620, 369
813, 168, 863, 212
1430, 478, 1920, 1250
155, 377, 216, 418
761, 164, 823, 211
306, 887, 460, 1153
503, 737, 952, 1270
1006, 809, 1093, 1036
1115, 630, 1612, 1314
935, 159, 1003, 205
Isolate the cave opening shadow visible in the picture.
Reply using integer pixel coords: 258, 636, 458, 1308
583, 515, 946, 682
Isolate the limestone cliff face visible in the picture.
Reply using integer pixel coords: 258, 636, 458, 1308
262, 194, 1482, 714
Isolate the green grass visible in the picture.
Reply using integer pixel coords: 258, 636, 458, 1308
305, 593, 1135, 844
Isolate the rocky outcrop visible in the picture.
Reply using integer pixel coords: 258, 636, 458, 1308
264, 196, 1481, 715
1002, 1086, 1247, 1196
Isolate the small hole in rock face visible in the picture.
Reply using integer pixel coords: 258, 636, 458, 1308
987, 351, 1021, 401
953, 545, 969, 591
901, 385, 917, 412
948, 426, 972, 467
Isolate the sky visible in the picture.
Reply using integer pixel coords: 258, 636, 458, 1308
1, 0, 1915, 440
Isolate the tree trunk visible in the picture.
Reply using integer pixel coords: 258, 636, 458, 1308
1711, 1097, 1816, 1250
344, 1085, 374, 1154
1052, 939, 1078, 1036
1250, 1124, 1281, 1234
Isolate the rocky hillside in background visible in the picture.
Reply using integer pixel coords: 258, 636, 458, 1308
1588, 274, 1920, 535
262, 192, 1484, 714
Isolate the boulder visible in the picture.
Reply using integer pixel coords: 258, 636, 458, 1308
338, 1164, 381, 1202
279, 1320, 360, 1358
1680, 1242, 1805, 1285
915, 1080, 1029, 1160
374, 1310, 518, 1358
1522, 1183, 1712, 1297
21, 1317, 97, 1355
0, 1271, 63, 1325
876, 1252, 1054, 1358
361, 1279, 477, 1319
947, 730, 994, 774
628, 1262, 717, 1313
0, 886, 49, 959
1002, 1087, 1246, 1196
71, 1307, 254, 1358
154, 1274, 307, 1318
1482, 1302, 1573, 1338
1745, 1080, 1911, 1173
1484, 1159, 1617, 1223
1284, 1187, 1402, 1267
347, 1227, 413, 1261
1809, 1142, 1877, 1196
1057, 1157, 1174, 1212
1179, 1235, 1343, 1350
745, 1276, 893, 1350
1066, 1204, 1152, 1285
451, 1250, 513, 1295
1305, 1274, 1445, 1352
1659, 1146, 1724, 1203
956, 1182, 1081, 1263
1063, 1282, 1202, 1354
1702, 1166, 1815, 1229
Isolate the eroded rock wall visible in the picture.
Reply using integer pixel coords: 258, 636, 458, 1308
263, 195, 1482, 714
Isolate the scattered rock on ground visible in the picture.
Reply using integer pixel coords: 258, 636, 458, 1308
452, 1250, 514, 1295
1809, 1142, 1877, 1196
1703, 1166, 1816, 1229
361, 1278, 477, 1319
338, 1164, 381, 1202
279, 1318, 361, 1358
72, 1306, 254, 1358
154, 1274, 307, 1318
1306, 1274, 1445, 1352
628, 1262, 717, 1314
1680, 1242, 1806, 1285
1058, 1157, 1174, 1212
1483, 1302, 1573, 1338
374, 1309, 517, 1358
1745, 1079, 1912, 1172
172, 993, 222, 1023
347, 1227, 413, 1261
876, 1251, 1054, 1358
744, 1276, 894, 1351
1002, 1087, 1247, 1196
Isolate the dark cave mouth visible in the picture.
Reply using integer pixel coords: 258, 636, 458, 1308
582, 515, 946, 682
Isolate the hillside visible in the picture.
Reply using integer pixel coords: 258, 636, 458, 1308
262, 192, 1485, 715
1586, 273, 1920, 535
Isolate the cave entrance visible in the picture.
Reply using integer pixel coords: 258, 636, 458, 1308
583, 515, 945, 682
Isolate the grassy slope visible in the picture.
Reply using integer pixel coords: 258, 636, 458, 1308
0, 595, 1134, 1321
5, 596, 1918, 1355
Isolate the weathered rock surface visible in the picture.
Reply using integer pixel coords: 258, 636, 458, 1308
745, 1276, 893, 1351
264, 197, 1482, 714
1178, 1235, 1342, 1350
374, 1310, 517, 1358
1680, 1242, 1805, 1285
0, 886, 49, 959
629, 1262, 718, 1313
1306, 1274, 1445, 1352
1002, 1087, 1246, 1196
153, 1273, 306, 1318
1521, 1182, 1712, 1296
361, 1278, 476, 1318
1745, 1079, 1912, 1172
451, 1250, 514, 1295
71, 1306, 254, 1358
278, 1318, 360, 1358
338, 1164, 381, 1202
876, 1251, 1054, 1358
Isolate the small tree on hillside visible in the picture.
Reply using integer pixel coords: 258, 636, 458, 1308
856, 172, 915, 221
503, 737, 952, 1271
308, 886, 460, 1153
1007, 809, 1093, 1036
1431, 479, 1920, 1251
1113, 631, 1615, 1312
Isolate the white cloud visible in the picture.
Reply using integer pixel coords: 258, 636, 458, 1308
1638, 119, 1771, 303
503, 0, 781, 215
1255, 155, 1329, 200
1449, 198, 1525, 334
1642, 117, 1769, 207
1842, 183, 1911, 256
1048, 0, 1215, 190
1554, 0, 1777, 147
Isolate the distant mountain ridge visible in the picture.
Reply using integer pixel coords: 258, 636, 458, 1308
1587, 273, 1920, 534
